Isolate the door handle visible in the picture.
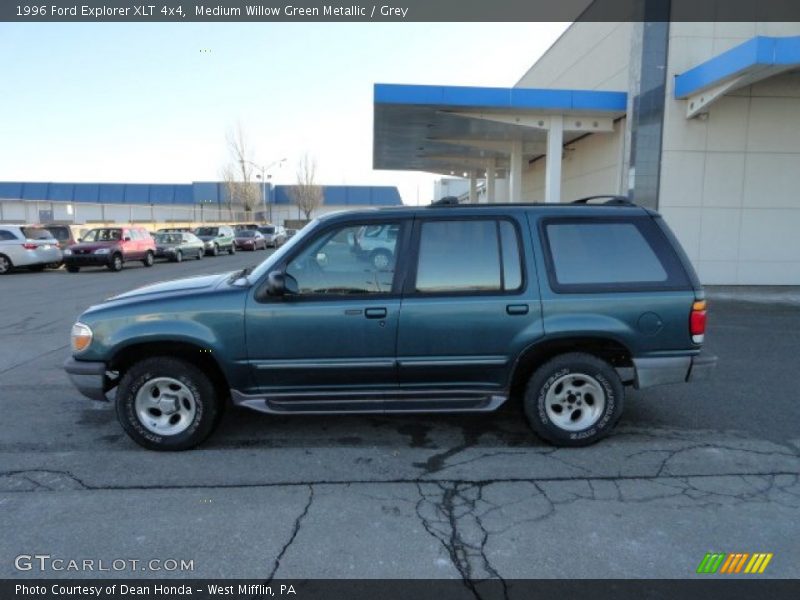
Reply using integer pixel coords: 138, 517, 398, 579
365, 307, 388, 319
506, 304, 529, 316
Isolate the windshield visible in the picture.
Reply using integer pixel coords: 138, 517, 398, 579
195, 227, 218, 236
155, 233, 181, 244
82, 228, 122, 242
259, 226, 275, 234
238, 230, 256, 238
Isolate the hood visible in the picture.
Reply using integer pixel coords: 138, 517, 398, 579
155, 242, 180, 250
107, 272, 232, 301
68, 241, 118, 252
197, 235, 218, 242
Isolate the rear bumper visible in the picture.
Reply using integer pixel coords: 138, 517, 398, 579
633, 352, 717, 389
13, 248, 63, 267
64, 357, 109, 401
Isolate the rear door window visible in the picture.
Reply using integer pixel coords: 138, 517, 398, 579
541, 217, 689, 292
414, 219, 524, 294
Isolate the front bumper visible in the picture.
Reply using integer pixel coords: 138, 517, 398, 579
64, 357, 109, 401
632, 352, 717, 389
64, 254, 111, 267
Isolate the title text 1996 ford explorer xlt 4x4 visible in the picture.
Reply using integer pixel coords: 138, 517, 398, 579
64, 198, 717, 450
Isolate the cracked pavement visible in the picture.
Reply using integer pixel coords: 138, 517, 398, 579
1, 258, 799, 579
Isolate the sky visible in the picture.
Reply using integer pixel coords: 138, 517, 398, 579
0, 22, 569, 205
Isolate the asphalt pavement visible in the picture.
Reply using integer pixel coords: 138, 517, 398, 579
1, 254, 799, 580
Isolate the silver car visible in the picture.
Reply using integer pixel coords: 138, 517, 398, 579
0, 225, 63, 274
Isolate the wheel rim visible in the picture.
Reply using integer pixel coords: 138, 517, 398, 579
113, 256, 122, 270
134, 377, 197, 436
0, 257, 8, 274
544, 372, 606, 432
176, 251, 182, 262
373, 253, 390, 269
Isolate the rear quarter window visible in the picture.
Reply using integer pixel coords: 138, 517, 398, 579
541, 217, 689, 293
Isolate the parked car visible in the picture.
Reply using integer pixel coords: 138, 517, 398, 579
42, 224, 88, 250
157, 227, 193, 234
234, 230, 267, 251
63, 226, 156, 272
64, 199, 716, 450
153, 232, 205, 262
350, 223, 400, 269
285, 228, 298, 239
257, 225, 286, 248
234, 223, 260, 231
194, 225, 236, 256
0, 225, 62, 274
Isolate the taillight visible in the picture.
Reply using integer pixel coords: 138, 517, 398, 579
690, 300, 707, 344
22, 242, 38, 250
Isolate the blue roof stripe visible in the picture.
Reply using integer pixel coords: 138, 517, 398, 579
675, 35, 800, 99
0, 181, 402, 206
374, 83, 627, 112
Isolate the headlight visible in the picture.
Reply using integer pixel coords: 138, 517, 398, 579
94, 248, 110, 255
71, 322, 93, 353
63, 249, 72, 255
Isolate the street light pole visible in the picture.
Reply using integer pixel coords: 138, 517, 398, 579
240, 157, 286, 225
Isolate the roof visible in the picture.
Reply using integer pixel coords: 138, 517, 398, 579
0, 181, 402, 207
373, 83, 627, 174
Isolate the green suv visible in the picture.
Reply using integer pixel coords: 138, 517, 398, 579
64, 199, 716, 450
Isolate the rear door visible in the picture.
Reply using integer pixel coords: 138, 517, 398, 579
396, 215, 543, 394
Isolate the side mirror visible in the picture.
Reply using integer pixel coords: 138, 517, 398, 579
77, 237, 82, 242
123, 236, 131, 242
265, 270, 298, 297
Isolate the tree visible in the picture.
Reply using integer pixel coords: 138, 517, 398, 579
289, 153, 324, 221
222, 124, 261, 216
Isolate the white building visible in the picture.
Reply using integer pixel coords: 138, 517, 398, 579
377, 22, 800, 285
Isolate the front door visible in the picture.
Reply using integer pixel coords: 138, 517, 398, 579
244, 218, 410, 403
397, 217, 543, 394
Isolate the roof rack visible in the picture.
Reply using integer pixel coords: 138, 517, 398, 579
430, 196, 461, 206
571, 195, 635, 206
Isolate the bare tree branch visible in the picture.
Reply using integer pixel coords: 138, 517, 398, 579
222, 123, 261, 215
289, 153, 324, 221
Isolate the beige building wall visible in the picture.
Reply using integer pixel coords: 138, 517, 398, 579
660, 22, 800, 284
516, 22, 632, 91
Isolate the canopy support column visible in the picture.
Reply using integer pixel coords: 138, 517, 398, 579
545, 115, 564, 203
509, 140, 523, 203
486, 159, 496, 204
468, 172, 477, 204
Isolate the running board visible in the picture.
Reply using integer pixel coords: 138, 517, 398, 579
230, 389, 508, 415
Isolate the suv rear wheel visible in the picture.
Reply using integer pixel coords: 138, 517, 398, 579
228, 244, 236, 255
0, 255, 11, 274
143, 251, 154, 267
116, 357, 221, 451
523, 352, 624, 447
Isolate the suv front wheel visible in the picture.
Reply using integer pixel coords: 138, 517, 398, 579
523, 352, 624, 447
116, 357, 221, 451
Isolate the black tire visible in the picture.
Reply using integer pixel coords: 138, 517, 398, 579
196, 248, 203, 260
174, 250, 183, 263
370, 248, 393, 270
143, 251, 154, 267
211, 244, 219, 257
108, 254, 123, 272
0, 254, 12, 275
115, 357, 221, 451
523, 352, 624, 447
66, 265, 80, 273
228, 244, 236, 255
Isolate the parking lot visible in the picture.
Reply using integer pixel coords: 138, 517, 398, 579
1, 255, 799, 580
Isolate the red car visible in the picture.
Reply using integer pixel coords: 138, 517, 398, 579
233, 230, 267, 251
63, 226, 156, 272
